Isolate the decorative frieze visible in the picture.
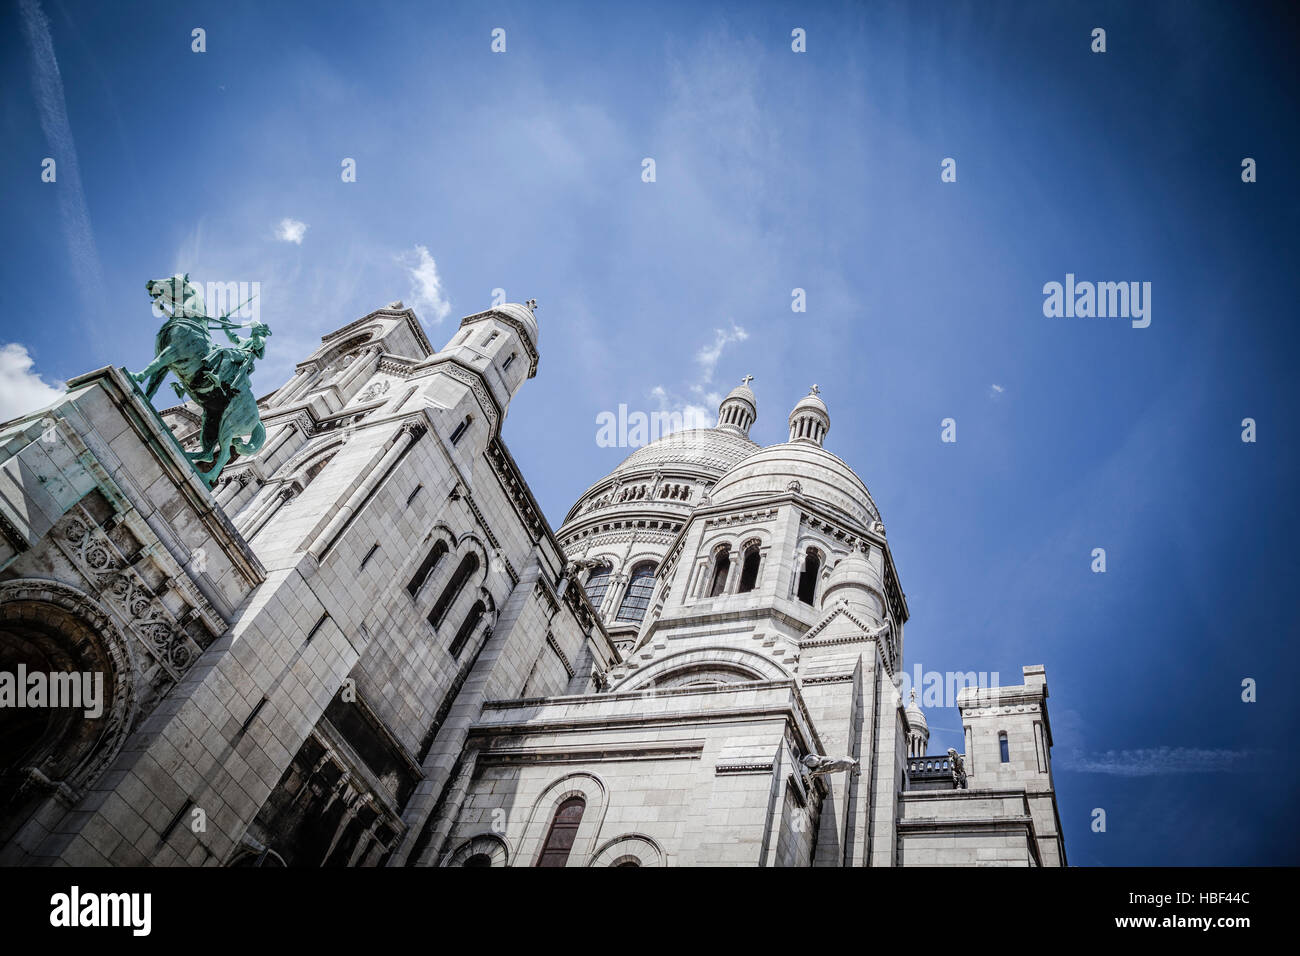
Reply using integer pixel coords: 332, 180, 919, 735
54, 507, 208, 681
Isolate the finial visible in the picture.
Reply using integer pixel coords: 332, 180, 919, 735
909, 689, 916, 705
525, 298, 538, 312
741, 374, 754, 387
809, 384, 820, 396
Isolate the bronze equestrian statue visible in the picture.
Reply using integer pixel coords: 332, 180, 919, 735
134, 274, 270, 488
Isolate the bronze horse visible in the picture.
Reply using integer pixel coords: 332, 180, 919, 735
134, 274, 270, 487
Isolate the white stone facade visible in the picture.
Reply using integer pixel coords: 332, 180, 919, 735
0, 303, 1066, 866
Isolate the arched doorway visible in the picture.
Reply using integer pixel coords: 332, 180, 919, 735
0, 582, 134, 859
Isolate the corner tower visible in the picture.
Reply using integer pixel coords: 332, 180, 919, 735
427, 301, 539, 414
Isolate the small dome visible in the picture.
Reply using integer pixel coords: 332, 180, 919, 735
790, 391, 827, 416
723, 382, 756, 408
905, 699, 929, 734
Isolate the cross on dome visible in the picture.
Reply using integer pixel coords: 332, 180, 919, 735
809, 384, 820, 395
741, 374, 754, 387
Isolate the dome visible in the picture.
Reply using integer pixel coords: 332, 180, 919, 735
722, 382, 756, 409
710, 441, 880, 526
493, 302, 539, 348
559, 425, 761, 532
610, 427, 760, 478
790, 392, 827, 416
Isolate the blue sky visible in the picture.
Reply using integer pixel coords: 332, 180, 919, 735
3, 0, 1298, 865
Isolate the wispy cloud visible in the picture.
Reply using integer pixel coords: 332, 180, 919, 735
1056, 747, 1261, 776
990, 383, 1005, 398
696, 321, 748, 383
275, 218, 308, 244
0, 343, 64, 421
649, 322, 752, 433
398, 245, 452, 324
18, 0, 106, 322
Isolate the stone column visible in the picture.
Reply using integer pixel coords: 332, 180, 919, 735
247, 487, 296, 541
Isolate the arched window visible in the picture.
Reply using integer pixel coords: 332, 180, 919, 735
503, 352, 517, 371
449, 415, 472, 446
481, 329, 499, 347
738, 545, 761, 593
797, 548, 821, 605
463, 852, 492, 867
429, 553, 479, 628
536, 796, 585, 867
615, 563, 656, 623
584, 564, 612, 610
999, 732, 1010, 763
449, 600, 485, 657
406, 539, 448, 596
708, 547, 731, 597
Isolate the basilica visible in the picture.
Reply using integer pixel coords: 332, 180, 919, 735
0, 300, 1066, 866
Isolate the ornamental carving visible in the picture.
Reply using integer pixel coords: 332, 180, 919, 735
56, 509, 204, 681
356, 379, 391, 404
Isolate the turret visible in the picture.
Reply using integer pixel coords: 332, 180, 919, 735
432, 301, 539, 414
788, 386, 829, 445
716, 376, 758, 437
905, 690, 930, 757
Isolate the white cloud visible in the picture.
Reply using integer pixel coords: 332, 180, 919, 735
275, 217, 308, 244
0, 344, 63, 421
649, 384, 713, 434
989, 383, 1005, 399
1055, 747, 1259, 776
696, 321, 748, 383
398, 245, 452, 324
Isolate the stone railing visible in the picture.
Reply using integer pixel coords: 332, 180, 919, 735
907, 754, 960, 781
